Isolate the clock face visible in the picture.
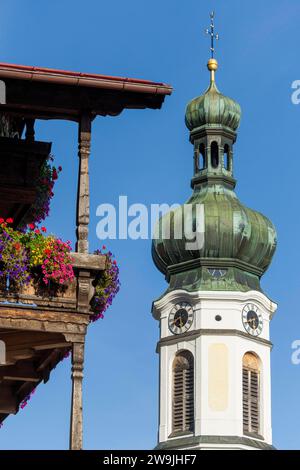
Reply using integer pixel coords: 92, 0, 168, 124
242, 304, 263, 336
168, 302, 194, 335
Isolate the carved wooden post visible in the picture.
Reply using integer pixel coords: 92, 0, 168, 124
25, 118, 35, 142
76, 114, 91, 254
70, 341, 85, 450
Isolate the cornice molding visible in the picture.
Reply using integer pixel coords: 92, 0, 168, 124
191, 174, 236, 190
167, 257, 264, 278
152, 288, 277, 320
155, 434, 274, 450
156, 328, 273, 352
189, 125, 237, 142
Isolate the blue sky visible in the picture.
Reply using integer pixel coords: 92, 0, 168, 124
0, 0, 300, 450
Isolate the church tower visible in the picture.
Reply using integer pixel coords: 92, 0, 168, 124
151, 14, 277, 450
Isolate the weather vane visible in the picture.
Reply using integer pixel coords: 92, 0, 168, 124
205, 11, 219, 58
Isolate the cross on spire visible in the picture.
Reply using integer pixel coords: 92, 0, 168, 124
205, 11, 219, 58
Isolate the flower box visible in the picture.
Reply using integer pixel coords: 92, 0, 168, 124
0, 252, 106, 314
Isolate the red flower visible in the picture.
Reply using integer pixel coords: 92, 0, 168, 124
52, 169, 58, 180
102, 245, 106, 250
41, 227, 47, 233
28, 223, 35, 230
14, 242, 21, 251
6, 218, 13, 224
0, 218, 4, 224
34, 229, 40, 235
113, 260, 117, 265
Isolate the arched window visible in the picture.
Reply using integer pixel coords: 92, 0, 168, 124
243, 352, 260, 435
224, 144, 230, 171
211, 141, 219, 168
198, 143, 206, 170
172, 350, 194, 434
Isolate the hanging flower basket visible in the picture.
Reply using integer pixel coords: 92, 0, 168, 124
91, 246, 120, 321
0, 220, 120, 318
19, 155, 62, 229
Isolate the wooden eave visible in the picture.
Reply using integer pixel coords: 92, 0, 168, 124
0, 62, 173, 121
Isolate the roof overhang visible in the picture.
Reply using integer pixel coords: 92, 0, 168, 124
0, 62, 173, 121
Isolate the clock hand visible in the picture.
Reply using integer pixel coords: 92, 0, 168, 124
173, 317, 183, 328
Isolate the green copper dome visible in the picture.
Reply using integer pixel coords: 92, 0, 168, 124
185, 80, 241, 132
152, 184, 276, 292
185, 60, 241, 133
152, 58, 277, 293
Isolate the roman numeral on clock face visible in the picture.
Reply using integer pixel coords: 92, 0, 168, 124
168, 302, 194, 335
242, 303, 263, 337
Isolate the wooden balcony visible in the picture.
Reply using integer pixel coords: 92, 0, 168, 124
0, 252, 105, 424
0, 252, 106, 314
0, 61, 172, 449
0, 135, 51, 228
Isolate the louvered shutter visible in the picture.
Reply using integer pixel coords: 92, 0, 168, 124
172, 351, 194, 434
242, 368, 249, 431
243, 366, 260, 434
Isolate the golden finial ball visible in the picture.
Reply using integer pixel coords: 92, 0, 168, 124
207, 58, 218, 72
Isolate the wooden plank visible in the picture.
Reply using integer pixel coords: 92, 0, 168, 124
6, 348, 35, 362
71, 252, 106, 270
0, 186, 36, 203
0, 362, 40, 382
36, 348, 62, 372
0, 384, 17, 413
0, 135, 51, 154
0, 332, 70, 365
33, 342, 71, 351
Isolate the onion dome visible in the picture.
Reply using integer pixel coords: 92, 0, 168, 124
185, 59, 241, 133
152, 186, 277, 293
152, 58, 277, 293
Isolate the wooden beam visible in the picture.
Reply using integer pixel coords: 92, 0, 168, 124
70, 342, 85, 450
0, 362, 40, 382
6, 348, 35, 363
71, 252, 106, 270
33, 342, 71, 351
0, 186, 36, 204
0, 384, 17, 414
15, 380, 38, 404
0, 103, 79, 121
76, 114, 91, 254
36, 348, 62, 373
0, 308, 89, 336
1, 331, 71, 351
25, 118, 35, 142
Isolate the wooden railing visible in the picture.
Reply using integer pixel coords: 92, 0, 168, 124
0, 252, 106, 315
